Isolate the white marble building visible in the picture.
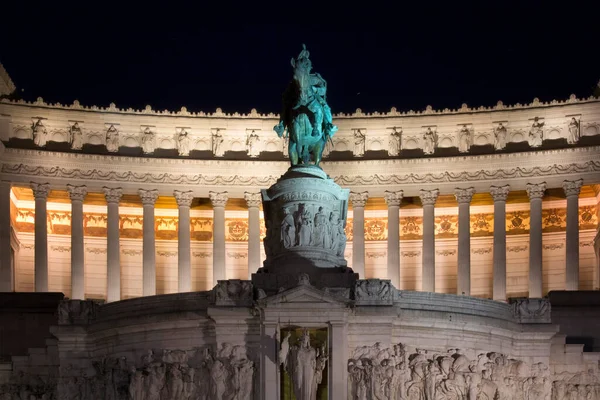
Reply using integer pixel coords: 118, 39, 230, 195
1, 65, 600, 399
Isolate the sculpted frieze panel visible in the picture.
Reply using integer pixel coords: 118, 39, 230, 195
506, 211, 530, 235
49, 345, 255, 400
542, 208, 566, 233
226, 219, 249, 242
345, 343, 591, 400
471, 213, 493, 237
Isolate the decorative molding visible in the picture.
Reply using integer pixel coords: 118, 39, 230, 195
401, 250, 420, 258
86, 247, 106, 254
192, 251, 211, 258
3, 153, 600, 189
508, 245, 528, 253
51, 245, 71, 253
543, 243, 564, 250
366, 251, 386, 259
227, 252, 247, 259
121, 249, 142, 256
580, 241, 593, 248
435, 249, 457, 256
157, 250, 177, 257
21, 243, 34, 250
471, 247, 492, 255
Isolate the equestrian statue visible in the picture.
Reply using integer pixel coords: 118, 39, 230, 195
274, 45, 338, 167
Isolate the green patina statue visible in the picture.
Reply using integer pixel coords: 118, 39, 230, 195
274, 45, 338, 167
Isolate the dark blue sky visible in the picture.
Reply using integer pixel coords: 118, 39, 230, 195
3, 2, 599, 114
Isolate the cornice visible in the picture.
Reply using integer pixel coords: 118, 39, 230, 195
2, 94, 598, 119
2, 146, 599, 197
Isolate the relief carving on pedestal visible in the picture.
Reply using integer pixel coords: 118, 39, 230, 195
57, 299, 100, 325
354, 279, 393, 305
510, 298, 551, 323
214, 280, 253, 306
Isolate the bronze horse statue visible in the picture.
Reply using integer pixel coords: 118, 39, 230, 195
274, 45, 337, 167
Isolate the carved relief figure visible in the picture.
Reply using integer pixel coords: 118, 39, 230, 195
280, 329, 327, 400
354, 129, 366, 157
106, 125, 119, 152
70, 122, 83, 150
330, 211, 346, 256
388, 127, 402, 156
297, 207, 313, 246
32, 119, 48, 147
281, 207, 296, 248
141, 127, 155, 154
177, 129, 191, 156
212, 129, 224, 157
246, 130, 260, 157
458, 124, 471, 153
422, 127, 437, 155
494, 122, 507, 150
568, 117, 580, 144
313, 206, 331, 248
529, 117, 544, 147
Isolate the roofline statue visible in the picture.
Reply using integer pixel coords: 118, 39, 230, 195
274, 45, 338, 167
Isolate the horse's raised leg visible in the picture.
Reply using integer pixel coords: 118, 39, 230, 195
289, 142, 299, 166
313, 140, 325, 168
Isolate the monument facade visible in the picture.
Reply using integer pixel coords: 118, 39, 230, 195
0, 46, 599, 398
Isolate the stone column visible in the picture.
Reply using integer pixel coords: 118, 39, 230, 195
103, 187, 123, 303
244, 192, 262, 279
210, 192, 228, 286
329, 322, 349, 400
420, 189, 439, 292
350, 192, 368, 278
31, 182, 50, 292
563, 179, 583, 290
526, 182, 546, 298
174, 190, 193, 292
261, 322, 279, 400
384, 190, 403, 288
139, 189, 159, 296
490, 185, 510, 301
67, 184, 87, 300
0, 181, 12, 292
454, 187, 475, 295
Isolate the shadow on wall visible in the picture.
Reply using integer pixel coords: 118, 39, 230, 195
0, 292, 64, 360
549, 290, 600, 352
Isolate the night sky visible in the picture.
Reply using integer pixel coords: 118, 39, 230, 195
2, 2, 599, 115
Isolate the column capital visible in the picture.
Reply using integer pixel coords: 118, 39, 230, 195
419, 189, 439, 206
138, 189, 159, 205
562, 179, 583, 197
454, 187, 476, 204
209, 191, 229, 208
526, 182, 547, 200
384, 190, 403, 207
102, 187, 123, 204
174, 190, 194, 207
30, 182, 51, 200
67, 184, 88, 202
490, 185, 510, 201
349, 191, 369, 208
244, 192, 262, 208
